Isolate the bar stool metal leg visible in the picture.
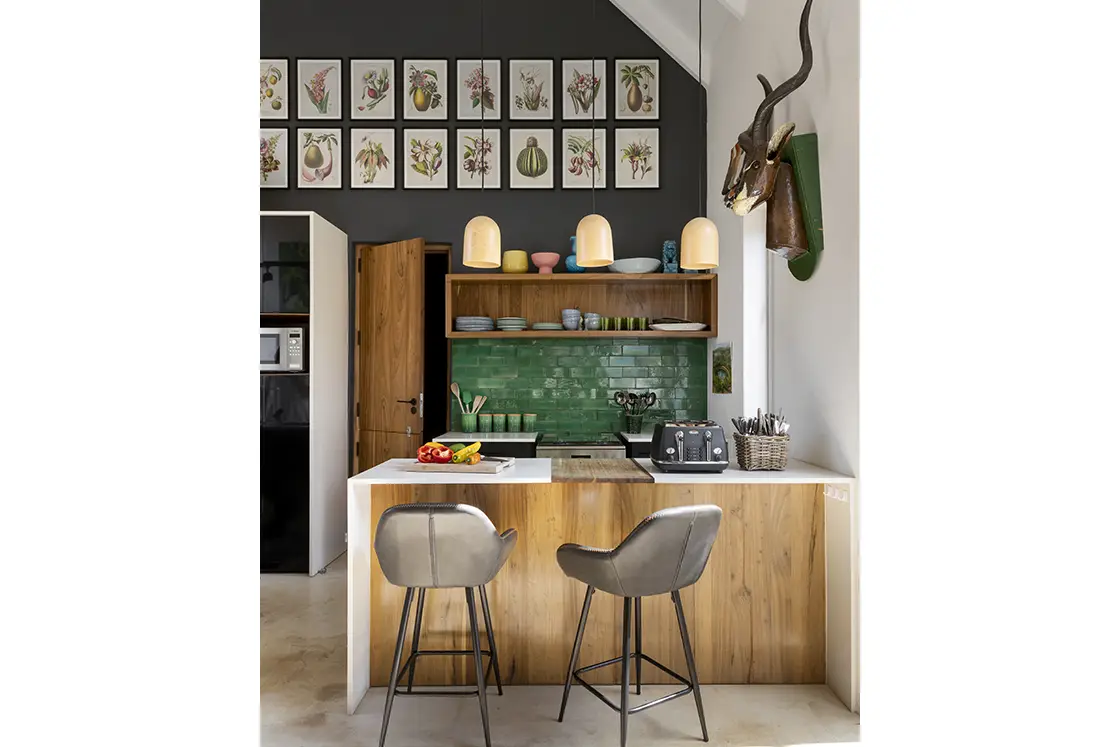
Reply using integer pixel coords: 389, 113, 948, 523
634, 597, 643, 695
558, 585, 595, 721
478, 584, 504, 695
620, 597, 632, 747
672, 590, 709, 742
379, 587, 415, 747
465, 587, 493, 747
406, 588, 426, 692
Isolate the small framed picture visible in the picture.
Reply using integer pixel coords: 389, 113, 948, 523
509, 129, 554, 189
351, 59, 395, 119
351, 129, 395, 189
615, 128, 659, 188
616, 59, 659, 119
260, 129, 288, 188
509, 60, 554, 120
456, 128, 501, 189
561, 128, 606, 190
404, 129, 449, 189
403, 60, 448, 120
260, 59, 288, 119
456, 59, 500, 120
561, 59, 606, 120
296, 59, 342, 120
296, 128, 342, 189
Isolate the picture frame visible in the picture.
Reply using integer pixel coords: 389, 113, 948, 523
260, 128, 288, 188
350, 59, 395, 120
260, 59, 288, 119
509, 59, 554, 120
296, 59, 342, 120
456, 128, 501, 189
509, 129, 554, 189
615, 128, 659, 189
351, 129, 395, 189
296, 128, 342, 189
561, 59, 606, 120
403, 59, 449, 120
456, 59, 501, 120
615, 59, 659, 119
561, 128, 606, 190
404, 129, 449, 189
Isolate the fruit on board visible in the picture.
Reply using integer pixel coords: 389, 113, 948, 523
418, 442, 453, 463
465, 453, 482, 465
452, 441, 482, 463
304, 143, 325, 168
417, 444, 436, 463
516, 137, 548, 178
429, 445, 453, 463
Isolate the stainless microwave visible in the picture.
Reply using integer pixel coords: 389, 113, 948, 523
260, 327, 304, 371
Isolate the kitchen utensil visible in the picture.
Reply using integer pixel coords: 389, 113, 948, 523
531, 252, 560, 273
492, 414, 506, 432
460, 390, 472, 408
479, 413, 493, 432
614, 391, 628, 407
502, 250, 529, 273
625, 414, 644, 433
470, 395, 483, 414
475, 395, 488, 413
450, 382, 466, 413
608, 257, 662, 274
507, 414, 522, 431
522, 413, 537, 431
460, 413, 478, 432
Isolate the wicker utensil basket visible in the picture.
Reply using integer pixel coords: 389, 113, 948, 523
733, 432, 789, 471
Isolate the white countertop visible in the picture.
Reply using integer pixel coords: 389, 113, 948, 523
348, 457, 552, 484
435, 431, 542, 443
618, 432, 653, 442
633, 458, 855, 484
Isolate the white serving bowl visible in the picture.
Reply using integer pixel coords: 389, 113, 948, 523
608, 257, 662, 274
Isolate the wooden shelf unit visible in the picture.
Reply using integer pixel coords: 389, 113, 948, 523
445, 273, 717, 338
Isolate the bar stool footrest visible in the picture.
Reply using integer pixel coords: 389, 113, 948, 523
572, 652, 693, 715
394, 648, 497, 697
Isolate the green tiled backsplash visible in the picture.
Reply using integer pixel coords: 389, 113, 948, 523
450, 339, 708, 441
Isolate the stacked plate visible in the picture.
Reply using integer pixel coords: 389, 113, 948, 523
532, 322, 565, 331
455, 316, 495, 332
497, 317, 528, 331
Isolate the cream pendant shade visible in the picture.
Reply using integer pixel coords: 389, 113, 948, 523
576, 213, 614, 267
681, 216, 719, 270
463, 215, 501, 268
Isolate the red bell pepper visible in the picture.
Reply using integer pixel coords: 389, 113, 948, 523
430, 445, 453, 464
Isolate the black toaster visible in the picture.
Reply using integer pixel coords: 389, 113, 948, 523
649, 420, 730, 473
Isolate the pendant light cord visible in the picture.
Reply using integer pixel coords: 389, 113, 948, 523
697, 0, 702, 216
592, 0, 597, 212
480, 0, 485, 191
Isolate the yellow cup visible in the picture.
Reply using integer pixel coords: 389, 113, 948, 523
502, 250, 529, 273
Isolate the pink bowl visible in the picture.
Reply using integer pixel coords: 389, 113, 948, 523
531, 252, 561, 274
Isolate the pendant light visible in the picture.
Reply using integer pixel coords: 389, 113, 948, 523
576, 0, 614, 267
463, 0, 501, 269
681, 0, 719, 270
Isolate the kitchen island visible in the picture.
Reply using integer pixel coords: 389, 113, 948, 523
346, 457, 854, 714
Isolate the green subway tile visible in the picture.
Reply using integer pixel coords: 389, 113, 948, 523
636, 356, 662, 366
609, 356, 635, 366
634, 378, 661, 388
609, 377, 636, 388
624, 367, 650, 378
622, 345, 649, 356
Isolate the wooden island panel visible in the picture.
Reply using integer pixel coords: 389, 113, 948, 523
367, 481, 824, 686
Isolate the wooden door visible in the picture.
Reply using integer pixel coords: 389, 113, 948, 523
354, 239, 426, 471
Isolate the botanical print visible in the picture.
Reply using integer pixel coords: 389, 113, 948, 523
615, 128, 659, 188
615, 59, 659, 119
260, 129, 288, 188
562, 59, 606, 120
561, 128, 605, 189
350, 129, 394, 189
403, 129, 448, 189
457, 129, 501, 189
297, 128, 341, 189
351, 60, 395, 119
296, 60, 342, 119
712, 343, 732, 394
456, 60, 500, 120
509, 129, 553, 189
404, 59, 448, 120
260, 59, 288, 119
509, 60, 553, 120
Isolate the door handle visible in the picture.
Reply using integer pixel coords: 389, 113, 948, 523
397, 398, 417, 406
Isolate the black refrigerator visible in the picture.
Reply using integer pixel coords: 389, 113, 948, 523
261, 374, 310, 573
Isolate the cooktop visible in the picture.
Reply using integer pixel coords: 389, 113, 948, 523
539, 437, 622, 446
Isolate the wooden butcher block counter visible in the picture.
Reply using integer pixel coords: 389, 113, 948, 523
549, 457, 654, 483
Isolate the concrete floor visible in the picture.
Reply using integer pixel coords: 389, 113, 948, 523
261, 557, 860, 746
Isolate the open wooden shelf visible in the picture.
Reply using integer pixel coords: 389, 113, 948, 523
446, 273, 717, 338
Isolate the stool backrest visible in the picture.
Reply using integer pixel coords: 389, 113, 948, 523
374, 503, 504, 588
612, 505, 723, 597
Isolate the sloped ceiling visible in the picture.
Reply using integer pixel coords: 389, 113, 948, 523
609, 0, 743, 85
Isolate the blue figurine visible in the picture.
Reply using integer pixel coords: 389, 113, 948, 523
565, 235, 585, 273
662, 240, 679, 273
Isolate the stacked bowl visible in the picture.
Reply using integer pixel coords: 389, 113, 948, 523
561, 309, 582, 331
455, 316, 495, 332
497, 317, 528, 331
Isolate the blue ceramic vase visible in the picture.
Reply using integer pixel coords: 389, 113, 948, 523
662, 240, 679, 273
564, 235, 585, 273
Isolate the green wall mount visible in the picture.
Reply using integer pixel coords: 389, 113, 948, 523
781, 133, 824, 281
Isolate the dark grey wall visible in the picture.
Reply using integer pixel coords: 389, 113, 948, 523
260, 0, 706, 266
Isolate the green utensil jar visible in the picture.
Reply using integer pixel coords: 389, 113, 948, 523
492, 414, 507, 432
507, 414, 522, 432
460, 413, 478, 432
522, 413, 538, 432
479, 414, 493, 432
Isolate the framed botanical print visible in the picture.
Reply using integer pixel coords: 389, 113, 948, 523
509, 60, 554, 120
351, 129, 395, 189
351, 60, 395, 119
296, 128, 342, 189
615, 128, 658, 188
456, 59, 500, 120
404, 129, 449, 189
561, 59, 606, 120
403, 60, 448, 120
260, 129, 288, 188
561, 128, 606, 189
456, 128, 501, 189
260, 59, 288, 119
509, 129, 554, 189
296, 59, 342, 120
615, 59, 659, 119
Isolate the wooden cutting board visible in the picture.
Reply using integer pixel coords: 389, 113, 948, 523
403, 457, 515, 474
550, 458, 654, 483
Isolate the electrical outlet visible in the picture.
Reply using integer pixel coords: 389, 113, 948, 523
824, 484, 850, 502
344, 532, 348, 543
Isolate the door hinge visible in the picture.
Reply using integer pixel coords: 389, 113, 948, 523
356, 401, 361, 419
355, 441, 360, 456
358, 257, 362, 272
356, 330, 361, 346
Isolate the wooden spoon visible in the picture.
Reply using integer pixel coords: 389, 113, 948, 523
470, 395, 483, 414
450, 382, 466, 413
475, 395, 487, 414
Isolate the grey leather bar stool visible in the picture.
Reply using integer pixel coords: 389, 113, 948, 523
374, 503, 517, 747
556, 505, 722, 747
